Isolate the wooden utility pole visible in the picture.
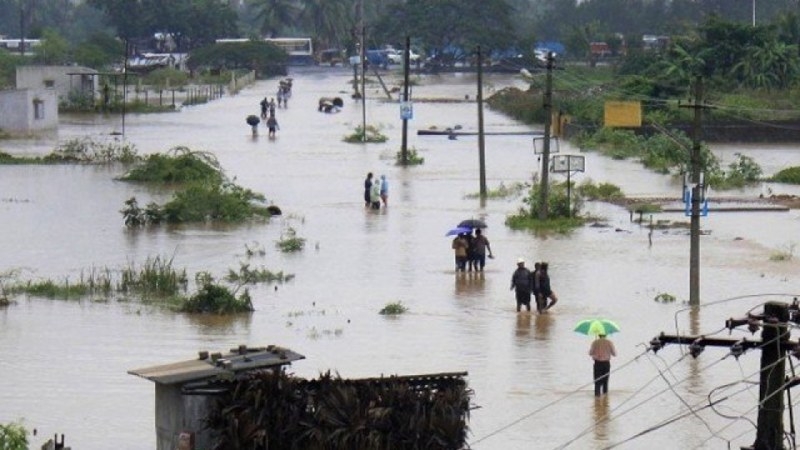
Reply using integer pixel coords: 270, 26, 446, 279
680, 77, 707, 305
653, 301, 795, 450
538, 52, 555, 219
477, 46, 487, 198
400, 36, 411, 165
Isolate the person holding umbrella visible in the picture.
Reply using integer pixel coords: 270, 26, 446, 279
579, 319, 619, 396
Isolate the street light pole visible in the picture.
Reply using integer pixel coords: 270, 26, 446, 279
752, 0, 756, 26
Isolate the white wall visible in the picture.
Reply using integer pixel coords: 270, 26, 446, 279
0, 88, 58, 136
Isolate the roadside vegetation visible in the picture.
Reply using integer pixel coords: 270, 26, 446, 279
770, 167, 800, 184
395, 147, 425, 165
505, 180, 588, 233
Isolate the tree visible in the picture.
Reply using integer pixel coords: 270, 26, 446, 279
34, 29, 71, 64
188, 40, 287, 77
298, 0, 354, 50
253, 0, 300, 37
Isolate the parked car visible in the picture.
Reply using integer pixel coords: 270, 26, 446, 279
385, 48, 421, 64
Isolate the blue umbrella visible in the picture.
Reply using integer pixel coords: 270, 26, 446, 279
445, 226, 472, 236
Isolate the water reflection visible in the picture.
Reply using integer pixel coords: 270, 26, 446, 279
454, 271, 486, 297
184, 312, 253, 334
515, 312, 532, 340
534, 313, 553, 341
593, 395, 611, 443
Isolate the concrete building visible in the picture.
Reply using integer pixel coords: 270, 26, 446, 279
129, 345, 305, 450
0, 88, 57, 136
15, 65, 98, 103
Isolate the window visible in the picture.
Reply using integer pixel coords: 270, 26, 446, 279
33, 100, 45, 120
44, 79, 54, 88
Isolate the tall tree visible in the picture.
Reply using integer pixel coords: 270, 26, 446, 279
253, 0, 300, 37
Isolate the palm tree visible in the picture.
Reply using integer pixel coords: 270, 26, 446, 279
298, 0, 354, 50
253, 0, 299, 37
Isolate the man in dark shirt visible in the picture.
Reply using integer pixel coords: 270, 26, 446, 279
510, 258, 532, 312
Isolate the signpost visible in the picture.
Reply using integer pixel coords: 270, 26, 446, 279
549, 154, 585, 217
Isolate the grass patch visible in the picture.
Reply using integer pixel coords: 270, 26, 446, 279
225, 263, 295, 284
0, 138, 139, 165
395, 147, 425, 165
466, 181, 527, 199
379, 301, 408, 315
344, 125, 388, 143
577, 179, 624, 202
505, 215, 587, 233
118, 146, 223, 184
119, 256, 188, 298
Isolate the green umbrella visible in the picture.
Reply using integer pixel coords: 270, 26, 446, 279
574, 319, 620, 336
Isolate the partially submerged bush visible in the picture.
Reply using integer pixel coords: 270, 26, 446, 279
277, 227, 305, 252
180, 273, 253, 314
344, 125, 388, 143
119, 146, 223, 184
506, 181, 587, 232
395, 147, 425, 165
379, 301, 408, 315
466, 182, 527, 199
0, 421, 28, 450
0, 138, 139, 164
770, 166, 800, 184
577, 180, 624, 201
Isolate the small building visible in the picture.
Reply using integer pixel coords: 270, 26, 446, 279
15, 65, 98, 103
129, 345, 305, 450
0, 88, 58, 136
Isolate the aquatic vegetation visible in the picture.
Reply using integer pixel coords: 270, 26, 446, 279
118, 146, 223, 184
344, 124, 388, 143
395, 147, 425, 165
276, 227, 306, 253
225, 263, 294, 284
379, 301, 408, 315
119, 256, 188, 298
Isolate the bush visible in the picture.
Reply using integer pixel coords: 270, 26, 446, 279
577, 180, 624, 201
344, 125, 388, 143
0, 421, 27, 450
379, 301, 408, 315
771, 166, 800, 184
119, 147, 223, 184
180, 273, 253, 314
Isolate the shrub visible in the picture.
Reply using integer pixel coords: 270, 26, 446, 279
379, 301, 408, 315
771, 166, 800, 184
119, 147, 223, 184
344, 125, 388, 143
0, 421, 28, 450
180, 274, 253, 314
395, 147, 424, 165
577, 180, 624, 201
276, 227, 305, 253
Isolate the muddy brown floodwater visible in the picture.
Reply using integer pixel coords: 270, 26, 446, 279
1, 66, 800, 449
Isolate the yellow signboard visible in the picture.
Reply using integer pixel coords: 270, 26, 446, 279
604, 101, 642, 128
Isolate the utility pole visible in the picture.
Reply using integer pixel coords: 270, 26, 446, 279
477, 46, 487, 198
538, 52, 555, 219
400, 35, 411, 165
652, 301, 796, 450
680, 77, 708, 306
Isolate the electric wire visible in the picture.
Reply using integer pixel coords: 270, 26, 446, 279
468, 348, 651, 447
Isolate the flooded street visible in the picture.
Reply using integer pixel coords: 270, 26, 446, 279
1, 67, 800, 449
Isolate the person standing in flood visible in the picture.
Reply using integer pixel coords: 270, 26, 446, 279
589, 334, 616, 396
370, 176, 382, 210
470, 228, 493, 272
379, 174, 389, 207
451, 233, 468, 272
510, 258, 532, 312
266, 115, 279, 137
540, 262, 558, 311
364, 172, 373, 207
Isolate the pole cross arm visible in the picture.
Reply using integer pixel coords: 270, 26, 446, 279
650, 333, 799, 355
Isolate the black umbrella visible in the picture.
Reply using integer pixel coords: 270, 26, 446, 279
458, 219, 487, 229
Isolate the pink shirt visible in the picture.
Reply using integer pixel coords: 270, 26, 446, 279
589, 338, 616, 362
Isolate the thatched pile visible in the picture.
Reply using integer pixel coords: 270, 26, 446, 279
206, 369, 472, 450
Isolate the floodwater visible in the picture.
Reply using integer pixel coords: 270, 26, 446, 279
1, 67, 800, 450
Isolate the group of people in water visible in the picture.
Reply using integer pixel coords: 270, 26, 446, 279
510, 258, 558, 313
363, 172, 388, 210
450, 229, 493, 272
253, 78, 293, 138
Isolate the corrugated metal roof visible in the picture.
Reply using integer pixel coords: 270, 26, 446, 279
128, 345, 305, 385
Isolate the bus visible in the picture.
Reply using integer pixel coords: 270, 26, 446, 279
215, 37, 314, 65
0, 38, 41, 55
